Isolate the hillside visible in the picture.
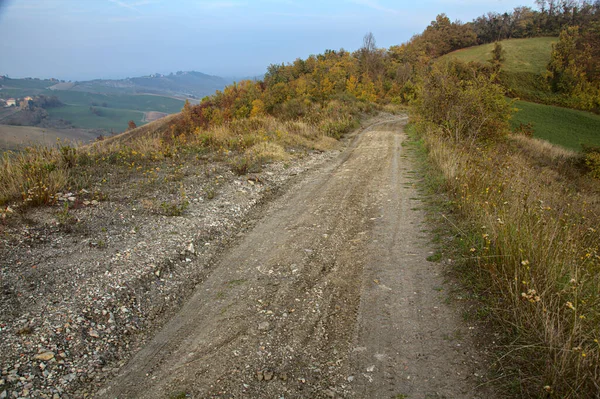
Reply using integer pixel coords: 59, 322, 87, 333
440, 37, 556, 74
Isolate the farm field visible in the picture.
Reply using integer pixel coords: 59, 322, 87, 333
47, 105, 146, 132
511, 100, 600, 150
51, 91, 184, 113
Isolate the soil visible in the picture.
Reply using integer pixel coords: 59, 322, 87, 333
0, 116, 494, 399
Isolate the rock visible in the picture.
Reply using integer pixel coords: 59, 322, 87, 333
68, 197, 76, 202
263, 370, 274, 381
258, 322, 270, 331
88, 330, 100, 338
279, 373, 288, 381
256, 371, 264, 381
0, 390, 6, 399
186, 243, 195, 255
347, 376, 354, 382
34, 352, 55, 361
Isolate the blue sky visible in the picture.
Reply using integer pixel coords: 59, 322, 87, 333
0, 0, 535, 80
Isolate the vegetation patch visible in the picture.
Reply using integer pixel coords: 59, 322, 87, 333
414, 56, 600, 398
441, 37, 557, 74
511, 100, 600, 150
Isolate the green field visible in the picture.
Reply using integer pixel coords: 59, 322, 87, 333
441, 37, 557, 74
511, 100, 600, 150
48, 91, 183, 131
47, 105, 145, 132
0, 83, 184, 132
50, 91, 184, 113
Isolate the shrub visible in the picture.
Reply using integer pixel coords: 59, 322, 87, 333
582, 145, 600, 179
415, 60, 513, 144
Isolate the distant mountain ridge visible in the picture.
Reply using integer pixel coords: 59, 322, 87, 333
71, 71, 230, 99
0, 71, 232, 100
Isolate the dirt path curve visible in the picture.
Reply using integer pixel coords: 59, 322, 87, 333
98, 118, 490, 399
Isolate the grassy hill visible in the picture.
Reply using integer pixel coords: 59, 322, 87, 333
441, 37, 557, 74
441, 37, 561, 104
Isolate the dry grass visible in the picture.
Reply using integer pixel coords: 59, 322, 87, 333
0, 114, 346, 208
423, 128, 600, 397
0, 146, 70, 206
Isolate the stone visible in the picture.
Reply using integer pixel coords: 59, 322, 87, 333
34, 352, 55, 361
258, 322, 270, 331
186, 243, 195, 255
263, 370, 274, 381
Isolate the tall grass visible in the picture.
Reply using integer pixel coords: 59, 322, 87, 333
0, 112, 357, 208
423, 128, 600, 397
0, 146, 70, 206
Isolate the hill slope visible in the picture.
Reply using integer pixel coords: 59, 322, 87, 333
440, 37, 557, 74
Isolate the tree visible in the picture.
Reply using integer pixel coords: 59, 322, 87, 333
359, 32, 378, 78
490, 42, 506, 71
128, 120, 137, 130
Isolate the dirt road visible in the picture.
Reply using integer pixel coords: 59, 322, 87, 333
98, 118, 490, 398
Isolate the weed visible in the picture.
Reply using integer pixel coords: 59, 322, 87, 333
229, 155, 259, 175
56, 202, 78, 232
426, 252, 443, 262
416, 123, 600, 398
160, 200, 188, 217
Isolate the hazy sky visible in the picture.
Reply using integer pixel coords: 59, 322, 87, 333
0, 0, 534, 81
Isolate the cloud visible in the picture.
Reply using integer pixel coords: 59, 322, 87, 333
198, 1, 246, 10
351, 0, 401, 15
108, 0, 158, 13
108, 0, 140, 12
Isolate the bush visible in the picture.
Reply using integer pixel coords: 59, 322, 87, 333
415, 60, 512, 144
582, 145, 600, 179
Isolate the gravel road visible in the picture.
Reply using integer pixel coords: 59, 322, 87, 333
97, 118, 492, 399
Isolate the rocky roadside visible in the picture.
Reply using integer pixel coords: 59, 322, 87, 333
0, 143, 343, 399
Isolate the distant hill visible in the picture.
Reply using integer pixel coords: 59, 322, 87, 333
0, 71, 230, 133
440, 37, 557, 74
70, 71, 229, 99
0, 71, 230, 100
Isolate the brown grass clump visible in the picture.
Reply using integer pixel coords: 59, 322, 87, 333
0, 145, 70, 206
422, 128, 600, 398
